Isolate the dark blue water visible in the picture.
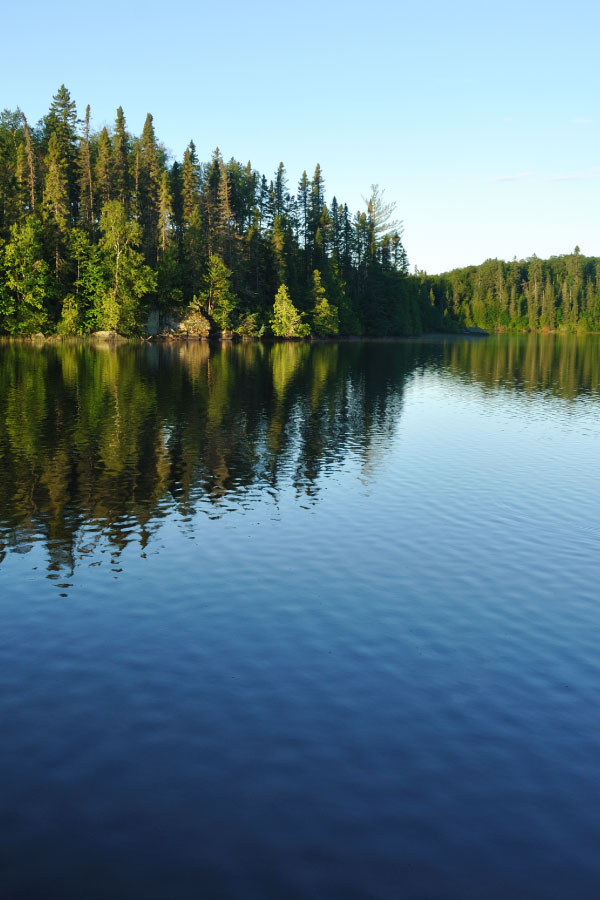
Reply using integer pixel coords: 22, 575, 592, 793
1, 336, 599, 899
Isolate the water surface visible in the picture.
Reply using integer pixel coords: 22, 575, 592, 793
1, 336, 599, 899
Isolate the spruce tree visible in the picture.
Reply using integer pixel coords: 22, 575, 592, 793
181, 141, 203, 299
138, 113, 162, 262
112, 106, 130, 209
270, 284, 309, 337
311, 269, 339, 336
200, 255, 237, 331
297, 171, 309, 251
77, 105, 95, 236
44, 85, 79, 224
157, 170, 173, 259
43, 132, 70, 279
20, 112, 37, 214
95, 127, 112, 210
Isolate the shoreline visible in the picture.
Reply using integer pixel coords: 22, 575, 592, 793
2, 328, 599, 345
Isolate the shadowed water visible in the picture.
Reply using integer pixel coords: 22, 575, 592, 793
1, 336, 599, 899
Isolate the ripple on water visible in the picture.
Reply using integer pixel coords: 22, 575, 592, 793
1, 337, 600, 899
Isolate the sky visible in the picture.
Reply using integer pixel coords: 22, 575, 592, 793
2, 0, 598, 273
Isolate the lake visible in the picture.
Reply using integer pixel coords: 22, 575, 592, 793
1, 335, 599, 899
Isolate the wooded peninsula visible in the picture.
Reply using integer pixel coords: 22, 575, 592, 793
1, 86, 599, 338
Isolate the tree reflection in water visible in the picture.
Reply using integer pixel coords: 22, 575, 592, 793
0, 335, 598, 572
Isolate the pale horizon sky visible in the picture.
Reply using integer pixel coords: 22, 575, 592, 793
2, 0, 598, 274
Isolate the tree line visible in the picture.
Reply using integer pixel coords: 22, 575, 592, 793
427, 251, 600, 333
2, 87, 596, 337
0, 86, 436, 337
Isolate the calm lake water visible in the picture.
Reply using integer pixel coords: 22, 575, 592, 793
1, 335, 599, 899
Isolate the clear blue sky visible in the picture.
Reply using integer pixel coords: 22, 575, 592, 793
2, 0, 598, 273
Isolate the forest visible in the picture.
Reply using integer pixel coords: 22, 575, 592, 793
430, 251, 600, 334
0, 85, 598, 337
0, 86, 428, 338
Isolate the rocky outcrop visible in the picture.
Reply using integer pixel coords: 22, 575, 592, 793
150, 303, 211, 339
91, 331, 128, 342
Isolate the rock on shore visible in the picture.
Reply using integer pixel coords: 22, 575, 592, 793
91, 331, 128, 342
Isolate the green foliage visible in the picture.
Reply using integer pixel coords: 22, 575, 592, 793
200, 255, 237, 331
235, 312, 261, 336
96, 200, 156, 333
0, 87, 421, 338
271, 284, 309, 337
15, 85, 600, 340
57, 294, 82, 334
0, 219, 50, 333
431, 251, 600, 334
69, 229, 106, 331
311, 269, 339, 336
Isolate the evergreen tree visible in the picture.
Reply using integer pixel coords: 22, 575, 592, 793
137, 113, 162, 262
69, 228, 106, 331
200, 255, 237, 330
271, 283, 309, 337
307, 164, 325, 262
95, 127, 112, 210
77, 105, 95, 236
217, 158, 234, 263
43, 132, 70, 279
272, 162, 289, 219
44, 85, 79, 224
112, 106, 130, 209
311, 269, 339, 336
181, 141, 203, 299
20, 112, 37, 214
297, 170, 309, 250
157, 170, 173, 259
202, 147, 224, 257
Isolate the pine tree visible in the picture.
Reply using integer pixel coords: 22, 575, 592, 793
365, 184, 401, 257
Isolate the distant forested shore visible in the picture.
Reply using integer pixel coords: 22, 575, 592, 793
0, 86, 598, 338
